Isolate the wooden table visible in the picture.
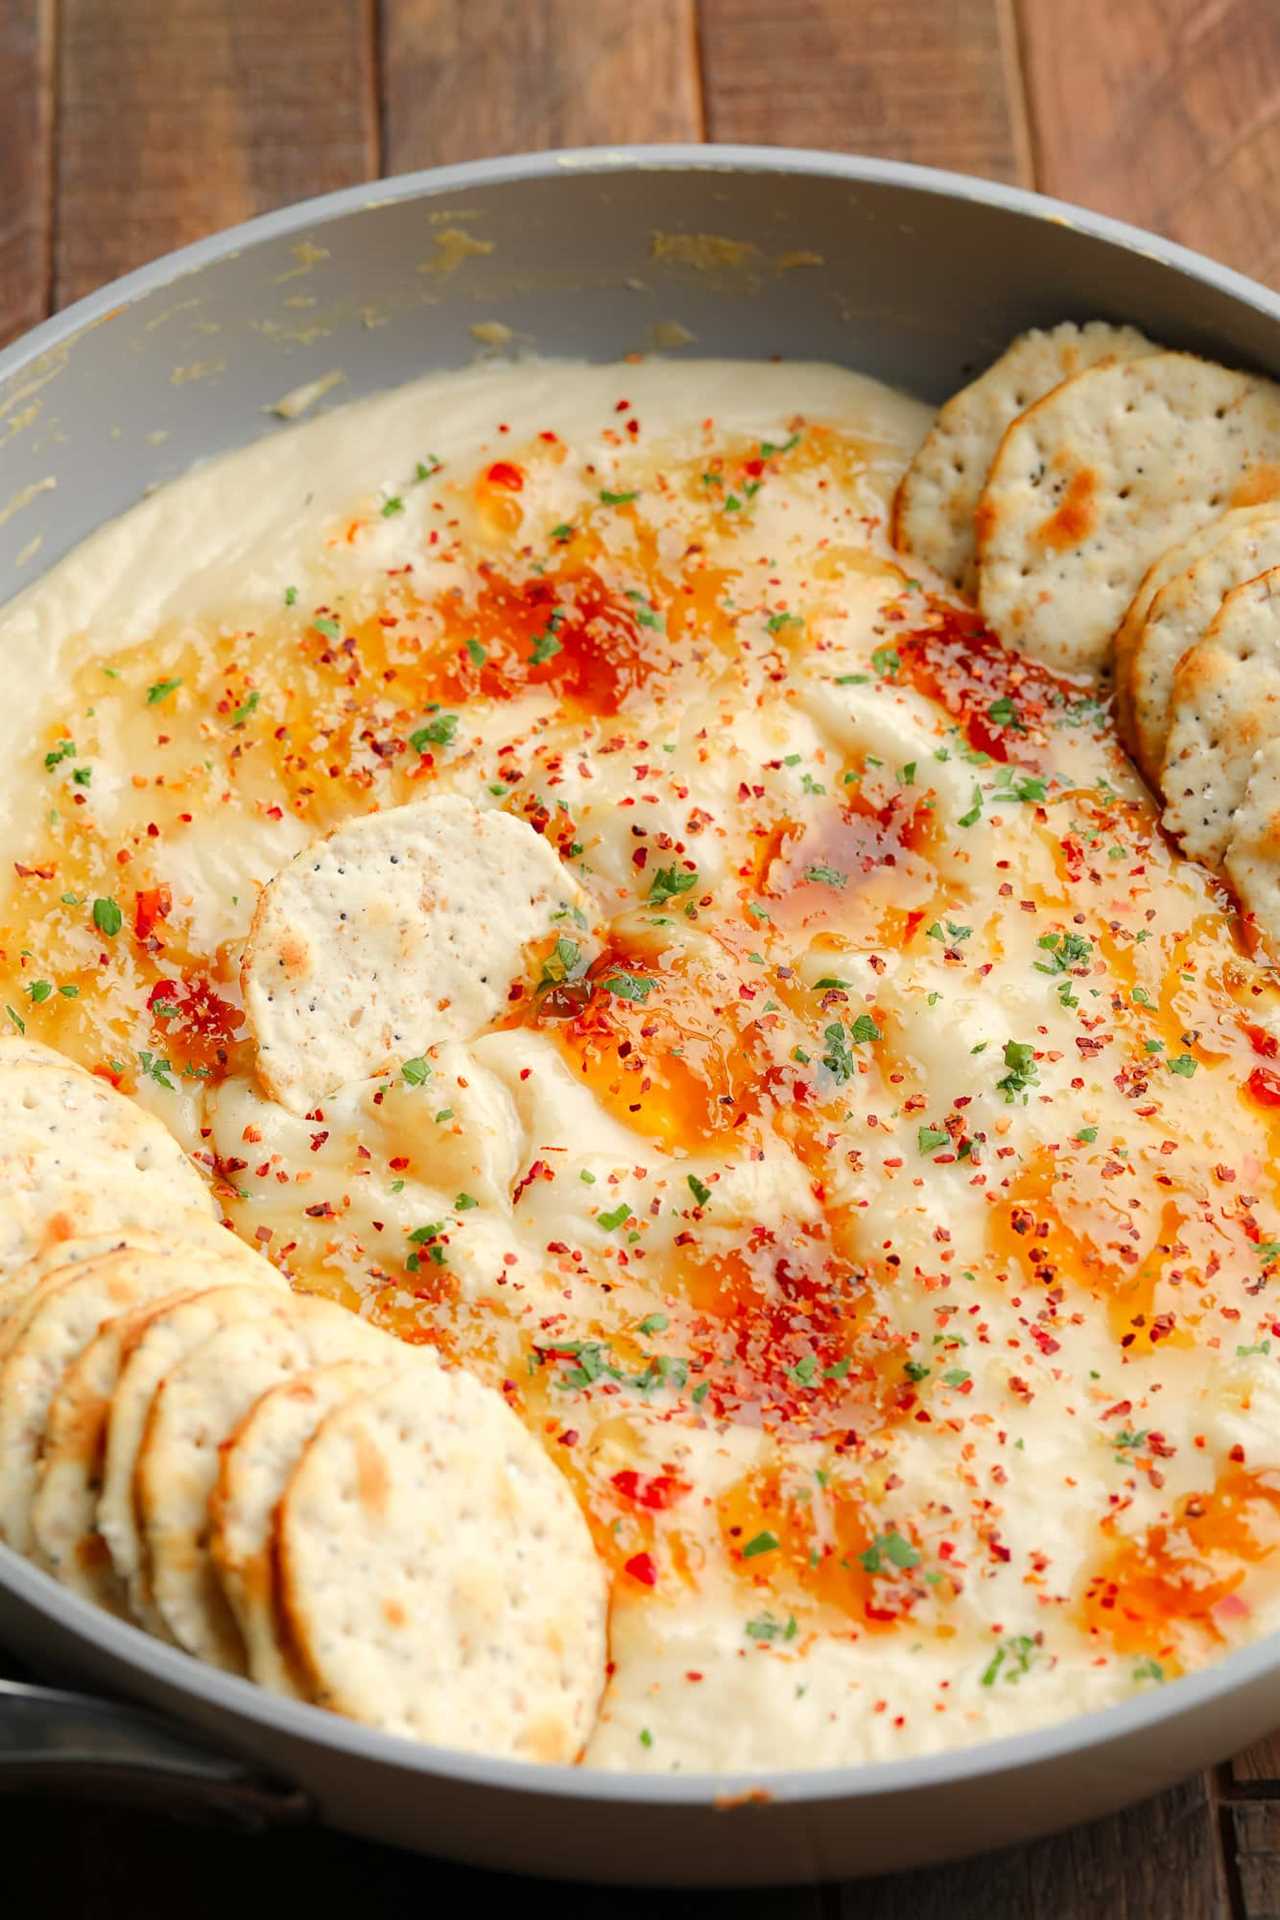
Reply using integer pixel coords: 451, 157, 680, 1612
4, 2, 1280, 1912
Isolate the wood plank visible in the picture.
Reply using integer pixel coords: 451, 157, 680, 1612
1234, 1729, 1280, 1791
844, 1774, 1228, 1919
54, 0, 378, 308
380, 0, 702, 169
697, 0, 1031, 183
1226, 1798, 1280, 1920
0, 0, 54, 346
1, 1788, 824, 1919
1018, 0, 1280, 286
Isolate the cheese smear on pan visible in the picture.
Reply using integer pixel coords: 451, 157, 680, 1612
4, 357, 1280, 1772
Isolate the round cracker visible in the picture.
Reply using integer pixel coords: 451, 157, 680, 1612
137, 1294, 393, 1669
209, 1359, 400, 1696
893, 322, 1154, 592
0, 1229, 172, 1345
1160, 569, 1280, 864
98, 1285, 291, 1632
29, 1245, 287, 1609
0, 1237, 283, 1556
1113, 504, 1280, 748
1126, 510, 1280, 781
976, 353, 1280, 676
0, 1050, 215, 1281
240, 795, 592, 1114
1226, 739, 1280, 956
0, 1212, 261, 1358
28, 1313, 137, 1613
278, 1365, 607, 1760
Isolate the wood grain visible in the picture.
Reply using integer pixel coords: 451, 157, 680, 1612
846, 1772, 1228, 1919
381, 1, 703, 171
1018, 0, 1280, 286
1234, 1729, 1280, 1791
0, 0, 53, 346
1227, 1798, 1280, 1920
54, 0, 378, 307
698, 0, 1031, 183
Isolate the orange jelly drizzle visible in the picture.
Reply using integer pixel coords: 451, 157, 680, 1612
1082, 1469, 1280, 1667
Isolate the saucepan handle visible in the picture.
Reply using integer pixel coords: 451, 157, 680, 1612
0, 1677, 311, 1830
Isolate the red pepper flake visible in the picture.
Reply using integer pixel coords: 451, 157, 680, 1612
485, 460, 524, 490
624, 1552, 657, 1587
134, 885, 171, 940
611, 1469, 690, 1511
1247, 1066, 1280, 1108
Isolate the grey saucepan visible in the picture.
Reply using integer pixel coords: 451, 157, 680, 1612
1, 146, 1279, 1887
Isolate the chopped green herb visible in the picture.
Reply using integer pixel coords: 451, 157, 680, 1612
625, 588, 663, 630
958, 786, 984, 828
990, 764, 1051, 802
822, 1022, 855, 1083
313, 616, 342, 640
599, 489, 638, 506
44, 739, 76, 772
409, 712, 458, 753
25, 980, 52, 1004
465, 638, 487, 666
850, 1013, 881, 1044
454, 1193, 478, 1211
138, 1050, 176, 1091
981, 1635, 1037, 1687
381, 495, 405, 518
687, 1174, 711, 1206
996, 1039, 1039, 1103
400, 1056, 431, 1086
649, 865, 698, 906
917, 1125, 950, 1155
987, 695, 1026, 732
742, 1531, 779, 1559
805, 865, 847, 888
146, 678, 182, 705
603, 971, 654, 1002
540, 937, 583, 988
1167, 1053, 1198, 1077
1035, 931, 1091, 975
598, 1202, 633, 1232
229, 690, 261, 727
745, 1611, 798, 1642
860, 1529, 920, 1574
92, 897, 122, 938
529, 629, 563, 665
871, 645, 901, 679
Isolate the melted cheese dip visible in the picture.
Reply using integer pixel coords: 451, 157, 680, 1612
5, 358, 1280, 1773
